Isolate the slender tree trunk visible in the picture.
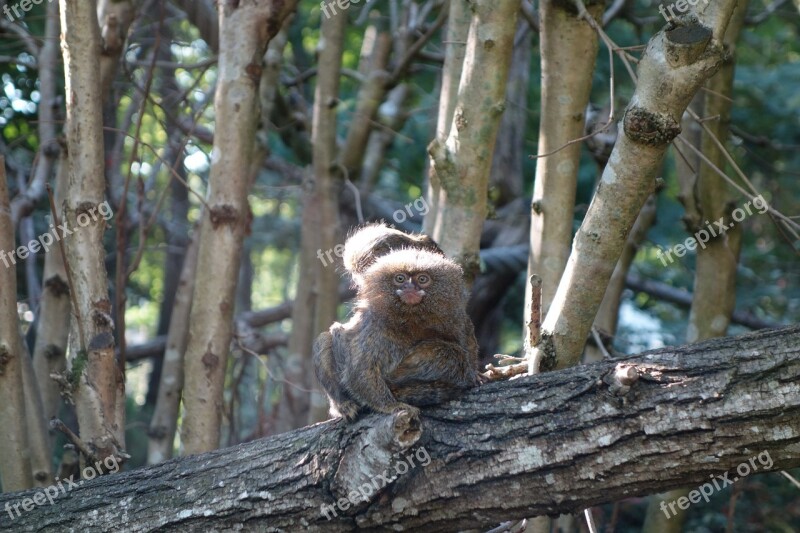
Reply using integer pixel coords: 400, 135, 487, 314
530, 0, 740, 372
278, 5, 346, 432
489, 22, 529, 208
469, 22, 532, 356
59, 0, 126, 459
685, 12, 747, 345
584, 194, 656, 363
7, 0, 59, 227
18, 334, 52, 487
359, 84, 409, 194
146, 231, 199, 464
0, 158, 34, 492
340, 30, 391, 175
29, 3, 66, 428
427, 0, 521, 278
2, 325, 799, 530
182, 0, 297, 454
525, 0, 604, 315
423, 0, 470, 236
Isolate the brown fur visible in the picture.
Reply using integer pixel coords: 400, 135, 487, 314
342, 223, 444, 288
314, 246, 480, 421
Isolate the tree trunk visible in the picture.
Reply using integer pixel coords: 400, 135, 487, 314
0, 158, 33, 492
59, 0, 126, 459
32, 161, 69, 426
182, 0, 297, 454
18, 336, 51, 487
525, 0, 603, 314
427, 0, 521, 278
277, 4, 346, 433
489, 22, 529, 208
146, 231, 199, 464
2, 325, 799, 530
530, 0, 740, 372
424, 0, 470, 234
584, 193, 656, 363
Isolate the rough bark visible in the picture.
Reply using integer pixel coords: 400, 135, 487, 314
427, 0, 521, 278
59, 0, 126, 458
182, 0, 297, 454
0, 158, 33, 492
1, 325, 798, 530
530, 0, 739, 371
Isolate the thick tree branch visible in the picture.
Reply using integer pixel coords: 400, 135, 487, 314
2, 325, 799, 531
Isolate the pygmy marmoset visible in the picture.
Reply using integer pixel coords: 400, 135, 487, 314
314, 226, 480, 421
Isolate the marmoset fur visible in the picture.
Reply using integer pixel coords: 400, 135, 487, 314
342, 222, 444, 288
314, 243, 480, 421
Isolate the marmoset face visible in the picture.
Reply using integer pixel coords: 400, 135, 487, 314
391, 271, 432, 305
359, 248, 467, 318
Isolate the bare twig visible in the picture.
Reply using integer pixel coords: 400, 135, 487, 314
524, 275, 542, 356
591, 327, 612, 359
50, 418, 97, 463
780, 470, 800, 489
481, 361, 528, 381
389, 0, 449, 84
602, 0, 627, 26
339, 164, 364, 224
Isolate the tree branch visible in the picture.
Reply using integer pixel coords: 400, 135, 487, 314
2, 325, 799, 531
